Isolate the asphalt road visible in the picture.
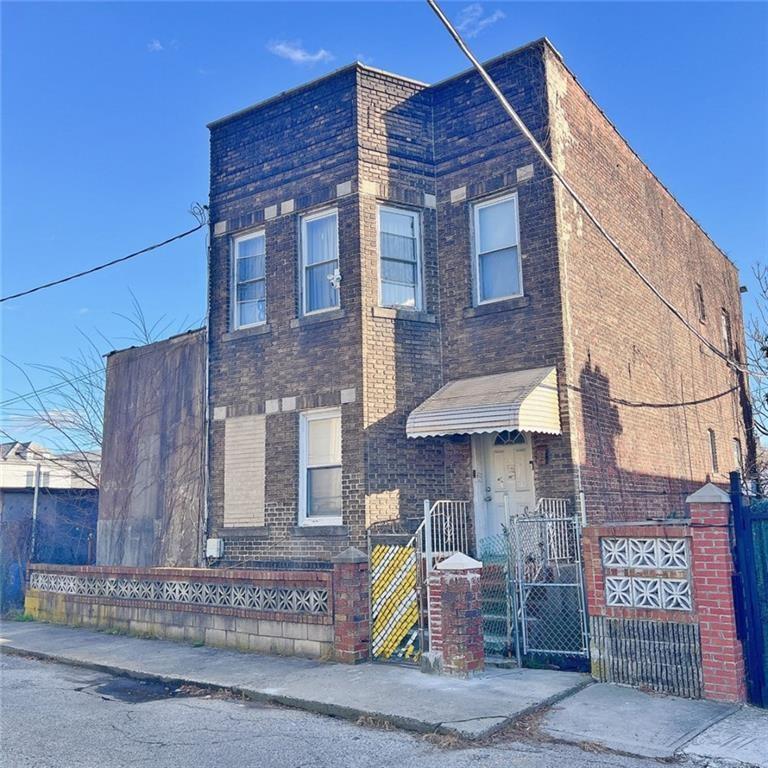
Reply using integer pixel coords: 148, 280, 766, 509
0, 654, 667, 768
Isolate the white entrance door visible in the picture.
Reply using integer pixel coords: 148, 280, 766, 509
474, 431, 535, 543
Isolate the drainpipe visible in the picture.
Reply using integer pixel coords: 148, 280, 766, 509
30, 463, 41, 562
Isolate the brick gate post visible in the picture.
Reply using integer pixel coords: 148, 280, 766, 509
422, 552, 484, 677
332, 547, 370, 664
686, 483, 747, 703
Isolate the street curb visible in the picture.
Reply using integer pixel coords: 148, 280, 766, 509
0, 642, 592, 740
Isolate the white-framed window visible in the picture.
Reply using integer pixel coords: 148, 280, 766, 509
721, 309, 733, 356
232, 231, 266, 329
378, 205, 422, 310
472, 192, 522, 305
708, 428, 719, 473
299, 407, 342, 526
732, 438, 743, 472
301, 209, 339, 315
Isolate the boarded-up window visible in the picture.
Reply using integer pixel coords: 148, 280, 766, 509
224, 415, 266, 527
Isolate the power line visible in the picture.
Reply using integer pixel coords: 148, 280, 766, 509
0, 209, 207, 304
425, 0, 755, 379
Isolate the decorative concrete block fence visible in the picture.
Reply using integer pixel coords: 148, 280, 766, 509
582, 483, 746, 702
24, 548, 372, 663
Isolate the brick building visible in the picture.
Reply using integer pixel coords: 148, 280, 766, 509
205, 38, 752, 568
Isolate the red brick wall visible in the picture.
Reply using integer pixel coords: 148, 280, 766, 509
545, 45, 751, 523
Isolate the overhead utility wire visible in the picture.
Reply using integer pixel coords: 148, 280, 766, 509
425, 0, 752, 379
0, 206, 207, 304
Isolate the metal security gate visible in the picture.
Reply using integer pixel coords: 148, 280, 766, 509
479, 500, 589, 665
731, 473, 768, 708
368, 531, 423, 663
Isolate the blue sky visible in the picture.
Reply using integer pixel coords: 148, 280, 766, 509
2, 1, 767, 444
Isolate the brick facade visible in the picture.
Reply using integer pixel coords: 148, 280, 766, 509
206, 39, 750, 566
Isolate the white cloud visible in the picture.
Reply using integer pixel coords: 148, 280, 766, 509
267, 40, 334, 66
455, 4, 505, 38
147, 39, 178, 53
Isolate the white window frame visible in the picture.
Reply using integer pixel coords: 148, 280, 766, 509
377, 204, 423, 311
232, 230, 266, 330
300, 208, 340, 317
298, 407, 343, 527
472, 192, 523, 306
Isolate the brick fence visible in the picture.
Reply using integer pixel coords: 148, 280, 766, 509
24, 548, 370, 663
582, 483, 746, 702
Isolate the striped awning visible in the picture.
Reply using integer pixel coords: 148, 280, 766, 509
406, 366, 561, 438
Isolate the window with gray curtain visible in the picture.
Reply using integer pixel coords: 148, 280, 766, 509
301, 210, 339, 314
233, 232, 266, 328
379, 206, 421, 309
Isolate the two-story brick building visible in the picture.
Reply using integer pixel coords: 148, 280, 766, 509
205, 38, 752, 569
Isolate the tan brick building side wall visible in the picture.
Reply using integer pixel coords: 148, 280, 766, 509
545, 45, 752, 522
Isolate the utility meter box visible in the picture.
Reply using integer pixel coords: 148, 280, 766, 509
205, 538, 224, 559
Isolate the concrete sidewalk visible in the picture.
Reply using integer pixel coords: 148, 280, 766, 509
2, 620, 766, 766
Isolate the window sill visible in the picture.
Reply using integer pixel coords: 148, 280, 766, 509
290, 309, 345, 329
371, 307, 436, 324
292, 525, 349, 538
220, 525, 270, 539
222, 324, 272, 342
463, 295, 530, 318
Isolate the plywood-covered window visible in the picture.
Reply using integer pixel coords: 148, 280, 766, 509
224, 415, 266, 527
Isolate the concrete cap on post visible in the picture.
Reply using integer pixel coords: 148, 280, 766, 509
435, 552, 482, 571
685, 483, 730, 504
331, 547, 367, 564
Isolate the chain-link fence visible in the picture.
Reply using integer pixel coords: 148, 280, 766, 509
477, 512, 588, 663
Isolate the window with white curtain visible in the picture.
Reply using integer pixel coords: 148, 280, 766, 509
301, 210, 339, 315
379, 206, 421, 309
299, 408, 342, 525
232, 231, 266, 329
472, 193, 522, 304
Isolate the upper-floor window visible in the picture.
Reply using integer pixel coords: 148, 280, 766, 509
301, 209, 339, 315
233, 231, 266, 329
473, 193, 522, 305
732, 438, 743, 472
695, 283, 706, 322
708, 428, 719, 473
378, 206, 422, 310
721, 309, 733, 356
299, 408, 342, 526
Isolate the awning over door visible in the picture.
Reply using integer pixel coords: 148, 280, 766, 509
406, 366, 561, 438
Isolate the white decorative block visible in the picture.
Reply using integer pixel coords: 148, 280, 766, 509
423, 193, 437, 209
281, 396, 297, 412
280, 199, 295, 215
629, 539, 657, 568
632, 578, 661, 609
265, 399, 280, 414
340, 388, 356, 404
450, 186, 467, 203
601, 538, 628, 567
336, 180, 352, 197
658, 539, 688, 569
213, 220, 228, 236
516, 164, 534, 183
264, 205, 278, 220
212, 406, 227, 421
661, 579, 692, 611
360, 180, 378, 196
605, 576, 632, 607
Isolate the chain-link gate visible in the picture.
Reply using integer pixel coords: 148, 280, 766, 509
478, 503, 589, 664
368, 532, 424, 663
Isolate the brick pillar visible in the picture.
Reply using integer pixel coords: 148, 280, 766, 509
422, 553, 484, 678
687, 483, 747, 703
332, 547, 369, 664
